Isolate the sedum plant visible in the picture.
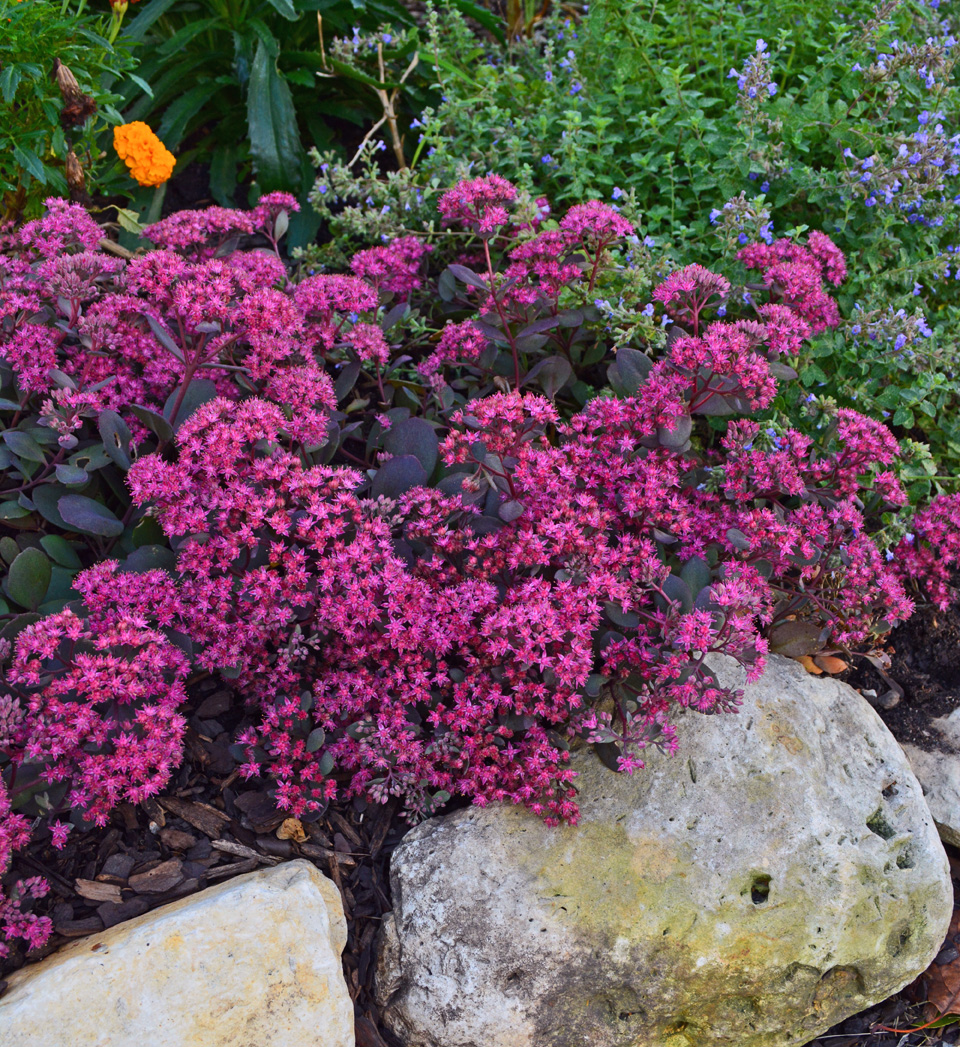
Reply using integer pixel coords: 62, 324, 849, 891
0, 179, 947, 959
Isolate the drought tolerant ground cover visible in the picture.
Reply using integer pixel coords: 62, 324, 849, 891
2, 5, 960, 1039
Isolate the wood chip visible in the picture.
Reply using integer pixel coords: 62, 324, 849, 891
74, 879, 122, 905
158, 796, 230, 838
128, 858, 184, 894
159, 827, 197, 851
277, 817, 307, 843
327, 809, 363, 848
206, 857, 259, 880
97, 897, 150, 929
97, 854, 136, 884
211, 839, 280, 865
54, 915, 103, 938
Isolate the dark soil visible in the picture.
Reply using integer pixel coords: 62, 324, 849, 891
5, 603, 960, 1045
845, 601, 960, 753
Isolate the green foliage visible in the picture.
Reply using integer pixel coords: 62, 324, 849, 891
308, 0, 960, 496
0, 0, 137, 219
117, 0, 422, 226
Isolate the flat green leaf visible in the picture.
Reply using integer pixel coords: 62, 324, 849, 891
2, 430, 46, 463
99, 410, 133, 469
0, 65, 22, 104
58, 494, 124, 537
130, 404, 175, 443
6, 548, 51, 611
370, 455, 427, 499
12, 144, 46, 184
55, 463, 90, 486
248, 39, 304, 192
163, 379, 218, 431
40, 535, 83, 569
306, 727, 326, 752
122, 0, 179, 41
383, 417, 438, 476
264, 0, 298, 20
0, 501, 31, 520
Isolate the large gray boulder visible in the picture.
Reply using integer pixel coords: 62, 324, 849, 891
901, 707, 960, 848
376, 655, 951, 1047
2, 860, 354, 1047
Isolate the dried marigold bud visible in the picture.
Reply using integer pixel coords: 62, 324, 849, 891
52, 59, 97, 129
64, 150, 85, 192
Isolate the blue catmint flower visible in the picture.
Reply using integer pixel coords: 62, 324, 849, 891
748, 86, 758, 99
612, 186, 623, 200
544, 70, 554, 82
851, 324, 862, 334
756, 38, 767, 52
761, 180, 770, 193
382, 33, 393, 43
570, 81, 582, 94
894, 333, 907, 350
643, 235, 656, 247
541, 154, 554, 165
709, 208, 721, 223
641, 303, 654, 317
717, 304, 727, 316
767, 82, 778, 96
865, 196, 877, 206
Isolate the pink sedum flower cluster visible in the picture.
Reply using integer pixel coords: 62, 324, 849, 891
0, 186, 925, 958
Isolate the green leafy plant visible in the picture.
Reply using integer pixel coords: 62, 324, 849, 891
115, 0, 424, 230
0, 0, 139, 220
309, 0, 960, 499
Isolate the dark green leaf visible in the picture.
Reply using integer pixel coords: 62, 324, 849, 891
726, 528, 752, 553
40, 535, 83, 569
99, 411, 133, 470
164, 379, 219, 430
2, 430, 46, 463
248, 39, 304, 192
657, 414, 692, 450
130, 404, 175, 443
306, 727, 326, 752
370, 455, 427, 499
526, 355, 572, 399
383, 417, 438, 475
264, 0, 298, 19
55, 463, 89, 486
120, 545, 177, 573
13, 145, 46, 184
0, 65, 22, 104
593, 741, 623, 772
58, 495, 124, 537
6, 548, 51, 611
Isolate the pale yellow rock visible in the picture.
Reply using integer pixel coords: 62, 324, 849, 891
1, 859, 353, 1047
377, 655, 952, 1047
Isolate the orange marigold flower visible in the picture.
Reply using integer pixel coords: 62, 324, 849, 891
113, 122, 175, 188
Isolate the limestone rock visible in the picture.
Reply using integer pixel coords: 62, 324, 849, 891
376, 654, 951, 1047
902, 708, 960, 848
2, 859, 354, 1047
